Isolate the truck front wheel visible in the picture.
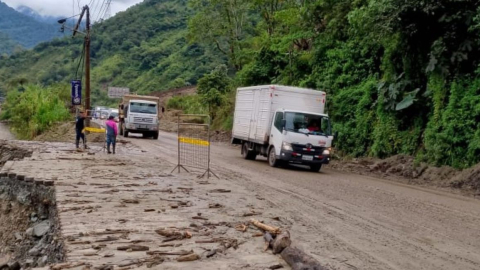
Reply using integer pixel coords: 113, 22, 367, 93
153, 131, 159, 140
242, 143, 256, 160
268, 147, 280, 167
310, 164, 322, 172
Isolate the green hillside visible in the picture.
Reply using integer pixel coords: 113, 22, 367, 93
0, 32, 20, 55
184, 0, 480, 169
0, 0, 226, 104
0, 1, 61, 53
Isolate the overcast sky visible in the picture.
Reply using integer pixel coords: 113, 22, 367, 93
3, 0, 144, 18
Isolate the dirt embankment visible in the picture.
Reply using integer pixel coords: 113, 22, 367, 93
150, 86, 197, 107
160, 110, 231, 143
0, 143, 64, 269
34, 122, 105, 144
330, 155, 480, 195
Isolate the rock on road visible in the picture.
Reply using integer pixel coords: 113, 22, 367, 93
125, 130, 480, 270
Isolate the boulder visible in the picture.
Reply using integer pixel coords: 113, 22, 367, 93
33, 221, 50, 237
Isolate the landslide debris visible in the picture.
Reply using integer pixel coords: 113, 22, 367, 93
330, 155, 480, 194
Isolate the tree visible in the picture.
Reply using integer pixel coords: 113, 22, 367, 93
188, 0, 253, 70
197, 65, 232, 119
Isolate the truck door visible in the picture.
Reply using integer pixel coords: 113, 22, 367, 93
271, 111, 284, 155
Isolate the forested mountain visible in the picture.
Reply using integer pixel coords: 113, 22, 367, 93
2, 0, 480, 169
0, 1, 61, 53
0, 32, 20, 55
0, 0, 225, 102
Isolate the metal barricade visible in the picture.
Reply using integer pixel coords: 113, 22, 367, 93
171, 114, 217, 179
83, 127, 107, 152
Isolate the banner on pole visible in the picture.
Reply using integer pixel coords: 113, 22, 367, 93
71, 80, 82, 106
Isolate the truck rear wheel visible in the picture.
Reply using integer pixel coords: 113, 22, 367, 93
242, 143, 256, 160
268, 147, 280, 167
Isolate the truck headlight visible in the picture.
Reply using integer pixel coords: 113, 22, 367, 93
282, 142, 293, 151
322, 149, 330, 155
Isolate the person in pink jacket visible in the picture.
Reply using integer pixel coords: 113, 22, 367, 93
105, 116, 118, 154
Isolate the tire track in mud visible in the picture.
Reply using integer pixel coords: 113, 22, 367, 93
215, 167, 480, 270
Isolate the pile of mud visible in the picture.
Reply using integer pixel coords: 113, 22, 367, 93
160, 110, 231, 142
330, 155, 480, 194
150, 86, 197, 107
34, 122, 105, 143
450, 163, 480, 191
0, 142, 32, 167
0, 143, 64, 268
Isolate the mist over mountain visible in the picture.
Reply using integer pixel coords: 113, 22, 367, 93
0, 1, 63, 54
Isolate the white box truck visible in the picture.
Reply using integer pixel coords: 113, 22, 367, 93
232, 85, 335, 172
118, 95, 164, 139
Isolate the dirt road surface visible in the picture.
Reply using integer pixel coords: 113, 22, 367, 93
0, 122, 14, 140
2, 118, 480, 270
123, 131, 480, 270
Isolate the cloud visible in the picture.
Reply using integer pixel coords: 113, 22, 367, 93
3, 0, 143, 18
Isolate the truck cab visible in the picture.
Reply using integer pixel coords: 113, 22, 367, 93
268, 109, 333, 171
120, 99, 160, 139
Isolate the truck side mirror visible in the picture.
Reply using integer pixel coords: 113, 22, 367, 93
281, 119, 286, 130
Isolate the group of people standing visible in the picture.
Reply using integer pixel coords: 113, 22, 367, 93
75, 111, 118, 154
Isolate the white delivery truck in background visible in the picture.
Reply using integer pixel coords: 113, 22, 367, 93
232, 85, 335, 172
118, 94, 164, 140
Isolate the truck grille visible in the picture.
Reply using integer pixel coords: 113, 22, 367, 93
291, 144, 324, 155
133, 117, 154, 123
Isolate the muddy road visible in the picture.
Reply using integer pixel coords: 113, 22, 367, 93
0, 122, 14, 140
120, 131, 480, 270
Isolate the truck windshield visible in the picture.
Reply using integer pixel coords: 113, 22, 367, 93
284, 112, 331, 136
130, 102, 157, 114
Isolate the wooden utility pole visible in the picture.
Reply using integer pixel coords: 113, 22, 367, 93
85, 7, 91, 126
72, 5, 91, 125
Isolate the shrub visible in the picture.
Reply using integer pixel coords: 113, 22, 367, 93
1, 84, 71, 139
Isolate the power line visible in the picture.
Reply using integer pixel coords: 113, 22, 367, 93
104, 0, 112, 19
95, 0, 107, 22
92, 0, 102, 21
75, 41, 86, 80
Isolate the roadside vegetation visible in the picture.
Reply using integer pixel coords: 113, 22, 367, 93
167, 65, 234, 130
185, 0, 480, 169
0, 84, 71, 139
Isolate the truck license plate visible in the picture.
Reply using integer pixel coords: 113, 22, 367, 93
139, 125, 147, 129
302, 155, 313, 161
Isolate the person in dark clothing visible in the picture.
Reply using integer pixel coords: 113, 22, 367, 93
105, 115, 118, 154
75, 111, 86, 149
